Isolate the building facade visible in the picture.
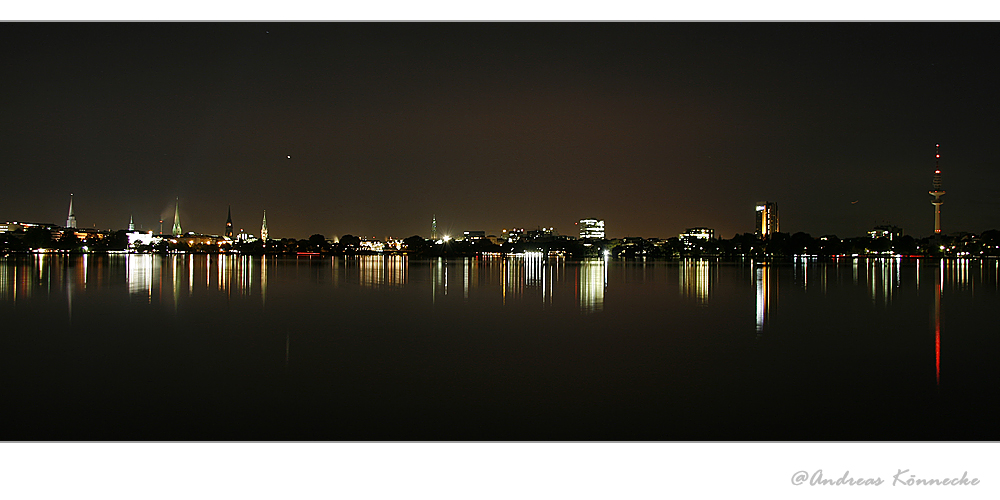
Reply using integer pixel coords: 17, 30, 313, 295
755, 202, 778, 238
868, 225, 903, 241
680, 227, 714, 251
579, 219, 605, 239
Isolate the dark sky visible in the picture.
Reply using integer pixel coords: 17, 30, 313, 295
2, 22, 998, 240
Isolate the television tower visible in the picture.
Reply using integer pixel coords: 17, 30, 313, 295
431, 215, 438, 240
929, 144, 945, 235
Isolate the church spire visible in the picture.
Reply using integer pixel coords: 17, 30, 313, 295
128, 214, 135, 231
172, 198, 183, 236
66, 193, 77, 228
261, 210, 268, 241
225, 205, 234, 239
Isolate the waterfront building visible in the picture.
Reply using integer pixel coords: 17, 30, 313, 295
868, 225, 903, 241
526, 227, 558, 241
755, 202, 779, 238
127, 231, 154, 248
579, 218, 605, 239
1, 222, 57, 233
680, 227, 714, 251
503, 228, 525, 243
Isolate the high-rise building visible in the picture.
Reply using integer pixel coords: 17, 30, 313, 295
225, 206, 234, 239
579, 218, 605, 239
65, 194, 77, 228
172, 198, 183, 236
929, 144, 945, 235
261, 210, 268, 241
755, 202, 778, 238
431, 215, 438, 240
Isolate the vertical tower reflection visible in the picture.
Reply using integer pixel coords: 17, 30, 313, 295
935, 261, 943, 386
261, 255, 268, 307
755, 263, 771, 337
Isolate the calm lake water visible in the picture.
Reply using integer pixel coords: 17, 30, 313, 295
1, 254, 998, 440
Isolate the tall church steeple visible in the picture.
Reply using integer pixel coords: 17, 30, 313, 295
172, 198, 183, 236
128, 214, 135, 231
261, 210, 268, 241
225, 206, 234, 239
66, 194, 77, 228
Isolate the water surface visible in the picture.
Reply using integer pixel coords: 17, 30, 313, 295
1, 254, 997, 440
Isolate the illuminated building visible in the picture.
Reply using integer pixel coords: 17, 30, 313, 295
755, 201, 778, 238
504, 228, 525, 243
579, 218, 605, 239
680, 227, 714, 250
236, 230, 258, 243
359, 237, 385, 252
431, 215, 437, 240
172, 198, 182, 236
868, 225, 902, 241
66, 194, 77, 229
128, 215, 135, 232
526, 227, 557, 241
383, 238, 404, 251
1, 221, 56, 233
127, 231, 154, 248
929, 144, 945, 234
462, 230, 486, 240
261, 210, 268, 241
225, 206, 234, 239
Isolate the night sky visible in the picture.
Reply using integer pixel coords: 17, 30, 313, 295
2, 22, 998, 240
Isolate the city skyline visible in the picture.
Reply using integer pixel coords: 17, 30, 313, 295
2, 23, 999, 240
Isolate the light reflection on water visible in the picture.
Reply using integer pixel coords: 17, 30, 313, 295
755, 262, 770, 336
2, 254, 1000, 440
1, 254, 996, 317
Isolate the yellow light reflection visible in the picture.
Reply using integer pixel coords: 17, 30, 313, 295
680, 258, 709, 306
579, 258, 606, 314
